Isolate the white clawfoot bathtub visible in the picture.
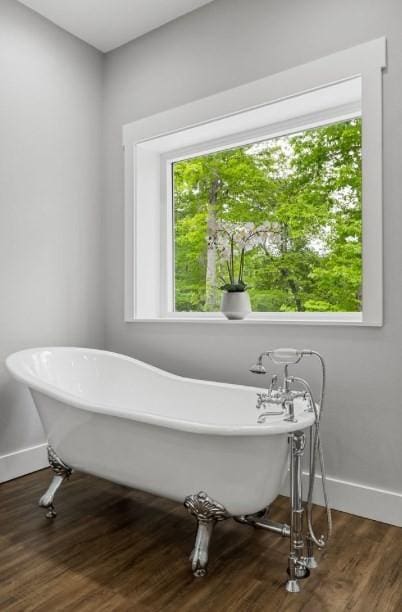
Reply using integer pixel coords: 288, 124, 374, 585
6, 347, 315, 578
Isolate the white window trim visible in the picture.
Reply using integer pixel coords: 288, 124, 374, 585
123, 37, 386, 325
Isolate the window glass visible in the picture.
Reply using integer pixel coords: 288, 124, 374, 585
173, 118, 362, 313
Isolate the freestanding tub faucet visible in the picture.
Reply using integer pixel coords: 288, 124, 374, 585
249, 347, 332, 592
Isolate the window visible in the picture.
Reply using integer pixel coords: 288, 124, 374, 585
123, 38, 385, 324
172, 118, 362, 314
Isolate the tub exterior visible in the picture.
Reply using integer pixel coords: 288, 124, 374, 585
31, 390, 289, 516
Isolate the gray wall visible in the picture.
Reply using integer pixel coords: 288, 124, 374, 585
0, 0, 104, 469
103, 0, 402, 494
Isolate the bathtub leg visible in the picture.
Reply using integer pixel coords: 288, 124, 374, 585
190, 520, 215, 577
184, 491, 230, 577
286, 431, 309, 593
39, 445, 72, 519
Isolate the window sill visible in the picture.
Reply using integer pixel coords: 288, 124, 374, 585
126, 313, 381, 326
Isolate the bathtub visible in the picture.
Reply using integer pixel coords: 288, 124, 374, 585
6, 347, 315, 578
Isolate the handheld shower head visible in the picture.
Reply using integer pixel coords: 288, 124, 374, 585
249, 362, 267, 375
270, 348, 302, 365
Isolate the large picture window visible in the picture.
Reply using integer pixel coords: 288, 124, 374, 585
173, 119, 362, 313
123, 38, 385, 324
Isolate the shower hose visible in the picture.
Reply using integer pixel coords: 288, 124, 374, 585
291, 350, 332, 549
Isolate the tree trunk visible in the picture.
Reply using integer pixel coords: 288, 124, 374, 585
279, 223, 303, 312
205, 178, 221, 310
287, 277, 303, 312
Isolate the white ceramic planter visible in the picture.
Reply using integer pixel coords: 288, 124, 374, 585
220, 291, 251, 320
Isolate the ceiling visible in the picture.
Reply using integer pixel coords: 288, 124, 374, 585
17, 0, 215, 52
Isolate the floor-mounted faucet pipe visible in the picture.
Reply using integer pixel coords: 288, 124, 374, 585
234, 515, 290, 537
286, 430, 308, 593
249, 348, 333, 554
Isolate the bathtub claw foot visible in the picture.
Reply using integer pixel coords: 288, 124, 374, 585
39, 445, 72, 518
184, 491, 230, 577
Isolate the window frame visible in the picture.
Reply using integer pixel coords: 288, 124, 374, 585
123, 37, 386, 325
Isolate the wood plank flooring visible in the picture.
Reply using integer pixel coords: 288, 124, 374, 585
0, 469, 401, 611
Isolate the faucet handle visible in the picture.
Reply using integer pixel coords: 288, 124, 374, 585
269, 374, 278, 392
256, 392, 268, 410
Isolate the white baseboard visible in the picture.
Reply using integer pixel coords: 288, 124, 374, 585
0, 443, 48, 483
281, 471, 402, 528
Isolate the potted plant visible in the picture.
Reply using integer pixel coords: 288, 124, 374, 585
216, 224, 268, 320
220, 248, 250, 320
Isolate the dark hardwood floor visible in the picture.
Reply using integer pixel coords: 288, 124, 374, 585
0, 469, 401, 611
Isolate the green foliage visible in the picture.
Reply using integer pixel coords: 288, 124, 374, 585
173, 118, 362, 312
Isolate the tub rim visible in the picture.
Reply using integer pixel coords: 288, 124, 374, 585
6, 347, 315, 436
